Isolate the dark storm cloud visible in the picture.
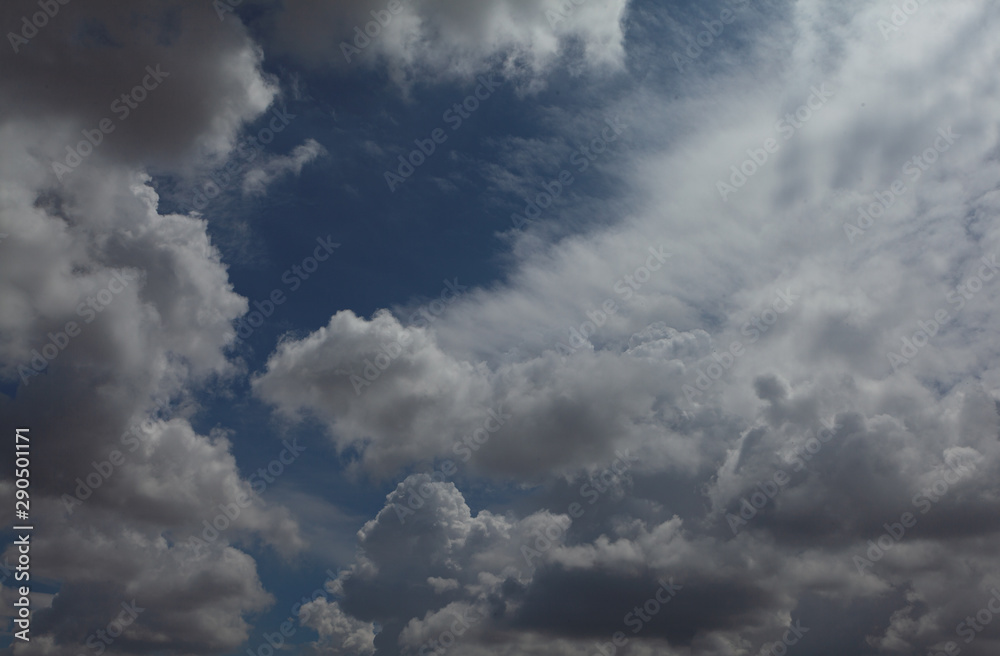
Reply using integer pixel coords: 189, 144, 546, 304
510, 565, 772, 644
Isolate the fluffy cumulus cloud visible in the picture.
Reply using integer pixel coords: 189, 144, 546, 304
252, 0, 1000, 654
253, 306, 718, 480
5, 0, 1000, 655
308, 470, 897, 656
299, 597, 378, 656
0, 1, 309, 654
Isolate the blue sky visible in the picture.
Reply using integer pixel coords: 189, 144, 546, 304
3, 1, 1000, 656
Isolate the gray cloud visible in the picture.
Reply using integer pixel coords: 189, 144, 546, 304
5, 0, 1000, 654
0, 2, 306, 654
252, 0, 1000, 653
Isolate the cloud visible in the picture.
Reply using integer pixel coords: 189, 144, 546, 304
243, 138, 327, 196
253, 0, 1000, 653
266, 0, 630, 88
0, 1, 277, 172
0, 2, 304, 653
303, 472, 877, 656
5, 519, 273, 656
5, 0, 1000, 654
253, 307, 716, 480
299, 598, 378, 656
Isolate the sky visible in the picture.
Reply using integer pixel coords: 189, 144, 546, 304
1, 0, 1000, 655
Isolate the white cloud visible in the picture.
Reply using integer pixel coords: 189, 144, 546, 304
243, 138, 326, 196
